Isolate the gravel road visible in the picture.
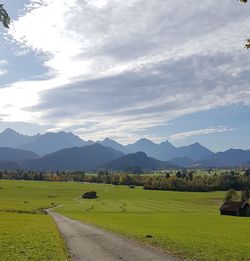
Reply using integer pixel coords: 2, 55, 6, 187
48, 210, 181, 261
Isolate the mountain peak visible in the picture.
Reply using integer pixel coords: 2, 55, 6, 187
136, 138, 155, 144
2, 128, 19, 135
191, 142, 202, 147
103, 138, 115, 142
99, 138, 129, 154
160, 140, 175, 147
0, 129, 38, 149
135, 151, 148, 157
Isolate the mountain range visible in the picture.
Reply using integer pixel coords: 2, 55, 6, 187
0, 128, 39, 148
126, 138, 214, 161
20, 131, 93, 156
0, 128, 249, 170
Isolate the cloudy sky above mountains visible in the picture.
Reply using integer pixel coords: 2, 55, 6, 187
0, 0, 250, 151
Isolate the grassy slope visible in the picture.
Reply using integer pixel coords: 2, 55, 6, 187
0, 180, 250, 261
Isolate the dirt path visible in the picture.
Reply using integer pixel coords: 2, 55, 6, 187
48, 210, 181, 261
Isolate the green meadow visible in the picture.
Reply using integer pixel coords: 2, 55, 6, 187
0, 180, 250, 261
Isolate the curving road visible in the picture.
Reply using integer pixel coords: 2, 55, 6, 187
48, 210, 181, 261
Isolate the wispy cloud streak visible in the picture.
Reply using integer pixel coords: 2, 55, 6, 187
170, 127, 234, 141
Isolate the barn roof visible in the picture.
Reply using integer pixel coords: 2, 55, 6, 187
219, 201, 248, 212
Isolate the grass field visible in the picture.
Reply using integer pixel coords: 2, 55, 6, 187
0, 181, 68, 261
0, 212, 66, 261
0, 180, 250, 261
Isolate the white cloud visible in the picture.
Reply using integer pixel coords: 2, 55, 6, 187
169, 127, 234, 141
1, 0, 250, 142
0, 77, 71, 122
9, 0, 93, 79
0, 60, 8, 76
9, 0, 250, 80
0, 69, 7, 76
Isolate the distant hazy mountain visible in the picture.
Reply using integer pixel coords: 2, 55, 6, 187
0, 128, 39, 148
0, 160, 20, 170
0, 147, 39, 162
24, 143, 123, 171
158, 141, 178, 160
166, 157, 196, 168
201, 149, 250, 167
20, 131, 92, 156
126, 139, 214, 161
98, 138, 130, 154
101, 151, 174, 171
126, 139, 171, 160
176, 143, 214, 161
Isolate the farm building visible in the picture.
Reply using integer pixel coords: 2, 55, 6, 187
219, 201, 250, 216
82, 191, 97, 199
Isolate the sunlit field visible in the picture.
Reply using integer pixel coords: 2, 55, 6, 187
0, 180, 250, 261
0, 181, 68, 261
0, 212, 66, 261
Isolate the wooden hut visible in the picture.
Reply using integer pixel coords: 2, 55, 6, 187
219, 201, 250, 216
82, 191, 97, 199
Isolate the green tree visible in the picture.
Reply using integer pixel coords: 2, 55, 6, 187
244, 169, 250, 177
241, 189, 250, 201
0, 4, 10, 28
224, 189, 239, 202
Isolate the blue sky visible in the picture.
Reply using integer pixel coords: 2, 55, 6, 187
0, 0, 250, 152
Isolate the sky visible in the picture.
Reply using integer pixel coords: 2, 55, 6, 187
0, 0, 250, 152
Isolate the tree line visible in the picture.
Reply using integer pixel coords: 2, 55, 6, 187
1, 169, 250, 192
143, 170, 250, 192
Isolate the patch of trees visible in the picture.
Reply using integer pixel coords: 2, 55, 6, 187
0, 169, 86, 182
143, 170, 250, 192
224, 188, 250, 202
1, 169, 250, 192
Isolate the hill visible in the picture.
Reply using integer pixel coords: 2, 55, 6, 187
0, 160, 20, 170
24, 143, 123, 171
101, 151, 174, 171
166, 157, 196, 168
0, 147, 39, 162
